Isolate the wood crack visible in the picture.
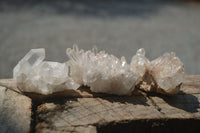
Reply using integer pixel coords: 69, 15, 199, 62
30, 100, 40, 133
147, 95, 165, 115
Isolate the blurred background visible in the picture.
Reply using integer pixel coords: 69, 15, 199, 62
0, 0, 200, 78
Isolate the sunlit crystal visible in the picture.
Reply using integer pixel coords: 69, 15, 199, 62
149, 52, 184, 95
130, 48, 184, 95
13, 49, 79, 95
13, 46, 184, 96
13, 48, 45, 81
130, 48, 150, 81
67, 45, 138, 95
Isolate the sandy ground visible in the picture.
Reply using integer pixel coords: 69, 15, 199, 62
0, 0, 200, 78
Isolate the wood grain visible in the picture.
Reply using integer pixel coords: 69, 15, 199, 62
0, 75, 200, 133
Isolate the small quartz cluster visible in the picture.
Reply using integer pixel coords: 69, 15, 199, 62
66, 45, 138, 95
130, 49, 184, 95
13, 49, 79, 95
13, 46, 184, 96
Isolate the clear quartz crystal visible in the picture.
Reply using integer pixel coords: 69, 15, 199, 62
130, 48, 184, 95
13, 47, 184, 96
13, 48, 45, 81
13, 49, 79, 95
150, 52, 184, 95
66, 45, 138, 95
130, 48, 150, 80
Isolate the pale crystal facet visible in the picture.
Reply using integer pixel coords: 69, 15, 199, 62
130, 48, 184, 95
67, 45, 138, 95
13, 48, 45, 88
149, 52, 184, 95
130, 48, 150, 81
13, 49, 79, 95
13, 46, 184, 96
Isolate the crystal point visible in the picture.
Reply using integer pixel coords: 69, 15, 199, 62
13, 46, 184, 96
66, 46, 138, 95
149, 52, 184, 95
131, 48, 184, 95
13, 49, 79, 95
130, 48, 149, 80
13, 48, 45, 79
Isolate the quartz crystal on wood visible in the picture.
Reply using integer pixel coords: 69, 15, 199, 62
66, 45, 138, 95
13, 46, 184, 96
131, 49, 184, 95
130, 48, 150, 82
13, 49, 79, 95
149, 52, 184, 95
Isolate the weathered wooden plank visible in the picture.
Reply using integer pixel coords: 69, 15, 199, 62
0, 75, 200, 133
183, 75, 200, 87
0, 79, 94, 99
1, 75, 200, 99
35, 93, 200, 132
148, 94, 200, 118
36, 124, 97, 133
33, 75, 200, 133
35, 96, 158, 133
0, 86, 32, 133
181, 75, 200, 94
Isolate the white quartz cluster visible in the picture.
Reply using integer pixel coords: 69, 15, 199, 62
130, 48, 150, 81
13, 46, 184, 96
66, 45, 138, 95
13, 49, 80, 95
130, 49, 184, 95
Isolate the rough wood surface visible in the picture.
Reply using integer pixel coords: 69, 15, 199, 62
0, 85, 32, 133
0, 75, 200, 133
35, 75, 200, 133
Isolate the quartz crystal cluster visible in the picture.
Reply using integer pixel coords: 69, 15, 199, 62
13, 49, 80, 95
13, 46, 184, 96
130, 49, 184, 95
130, 48, 150, 81
66, 45, 138, 95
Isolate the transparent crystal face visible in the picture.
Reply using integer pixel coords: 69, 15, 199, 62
130, 48, 184, 95
150, 52, 184, 94
23, 48, 45, 68
38, 61, 68, 85
13, 46, 184, 96
13, 48, 45, 80
130, 48, 150, 79
66, 45, 138, 95
13, 48, 79, 95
